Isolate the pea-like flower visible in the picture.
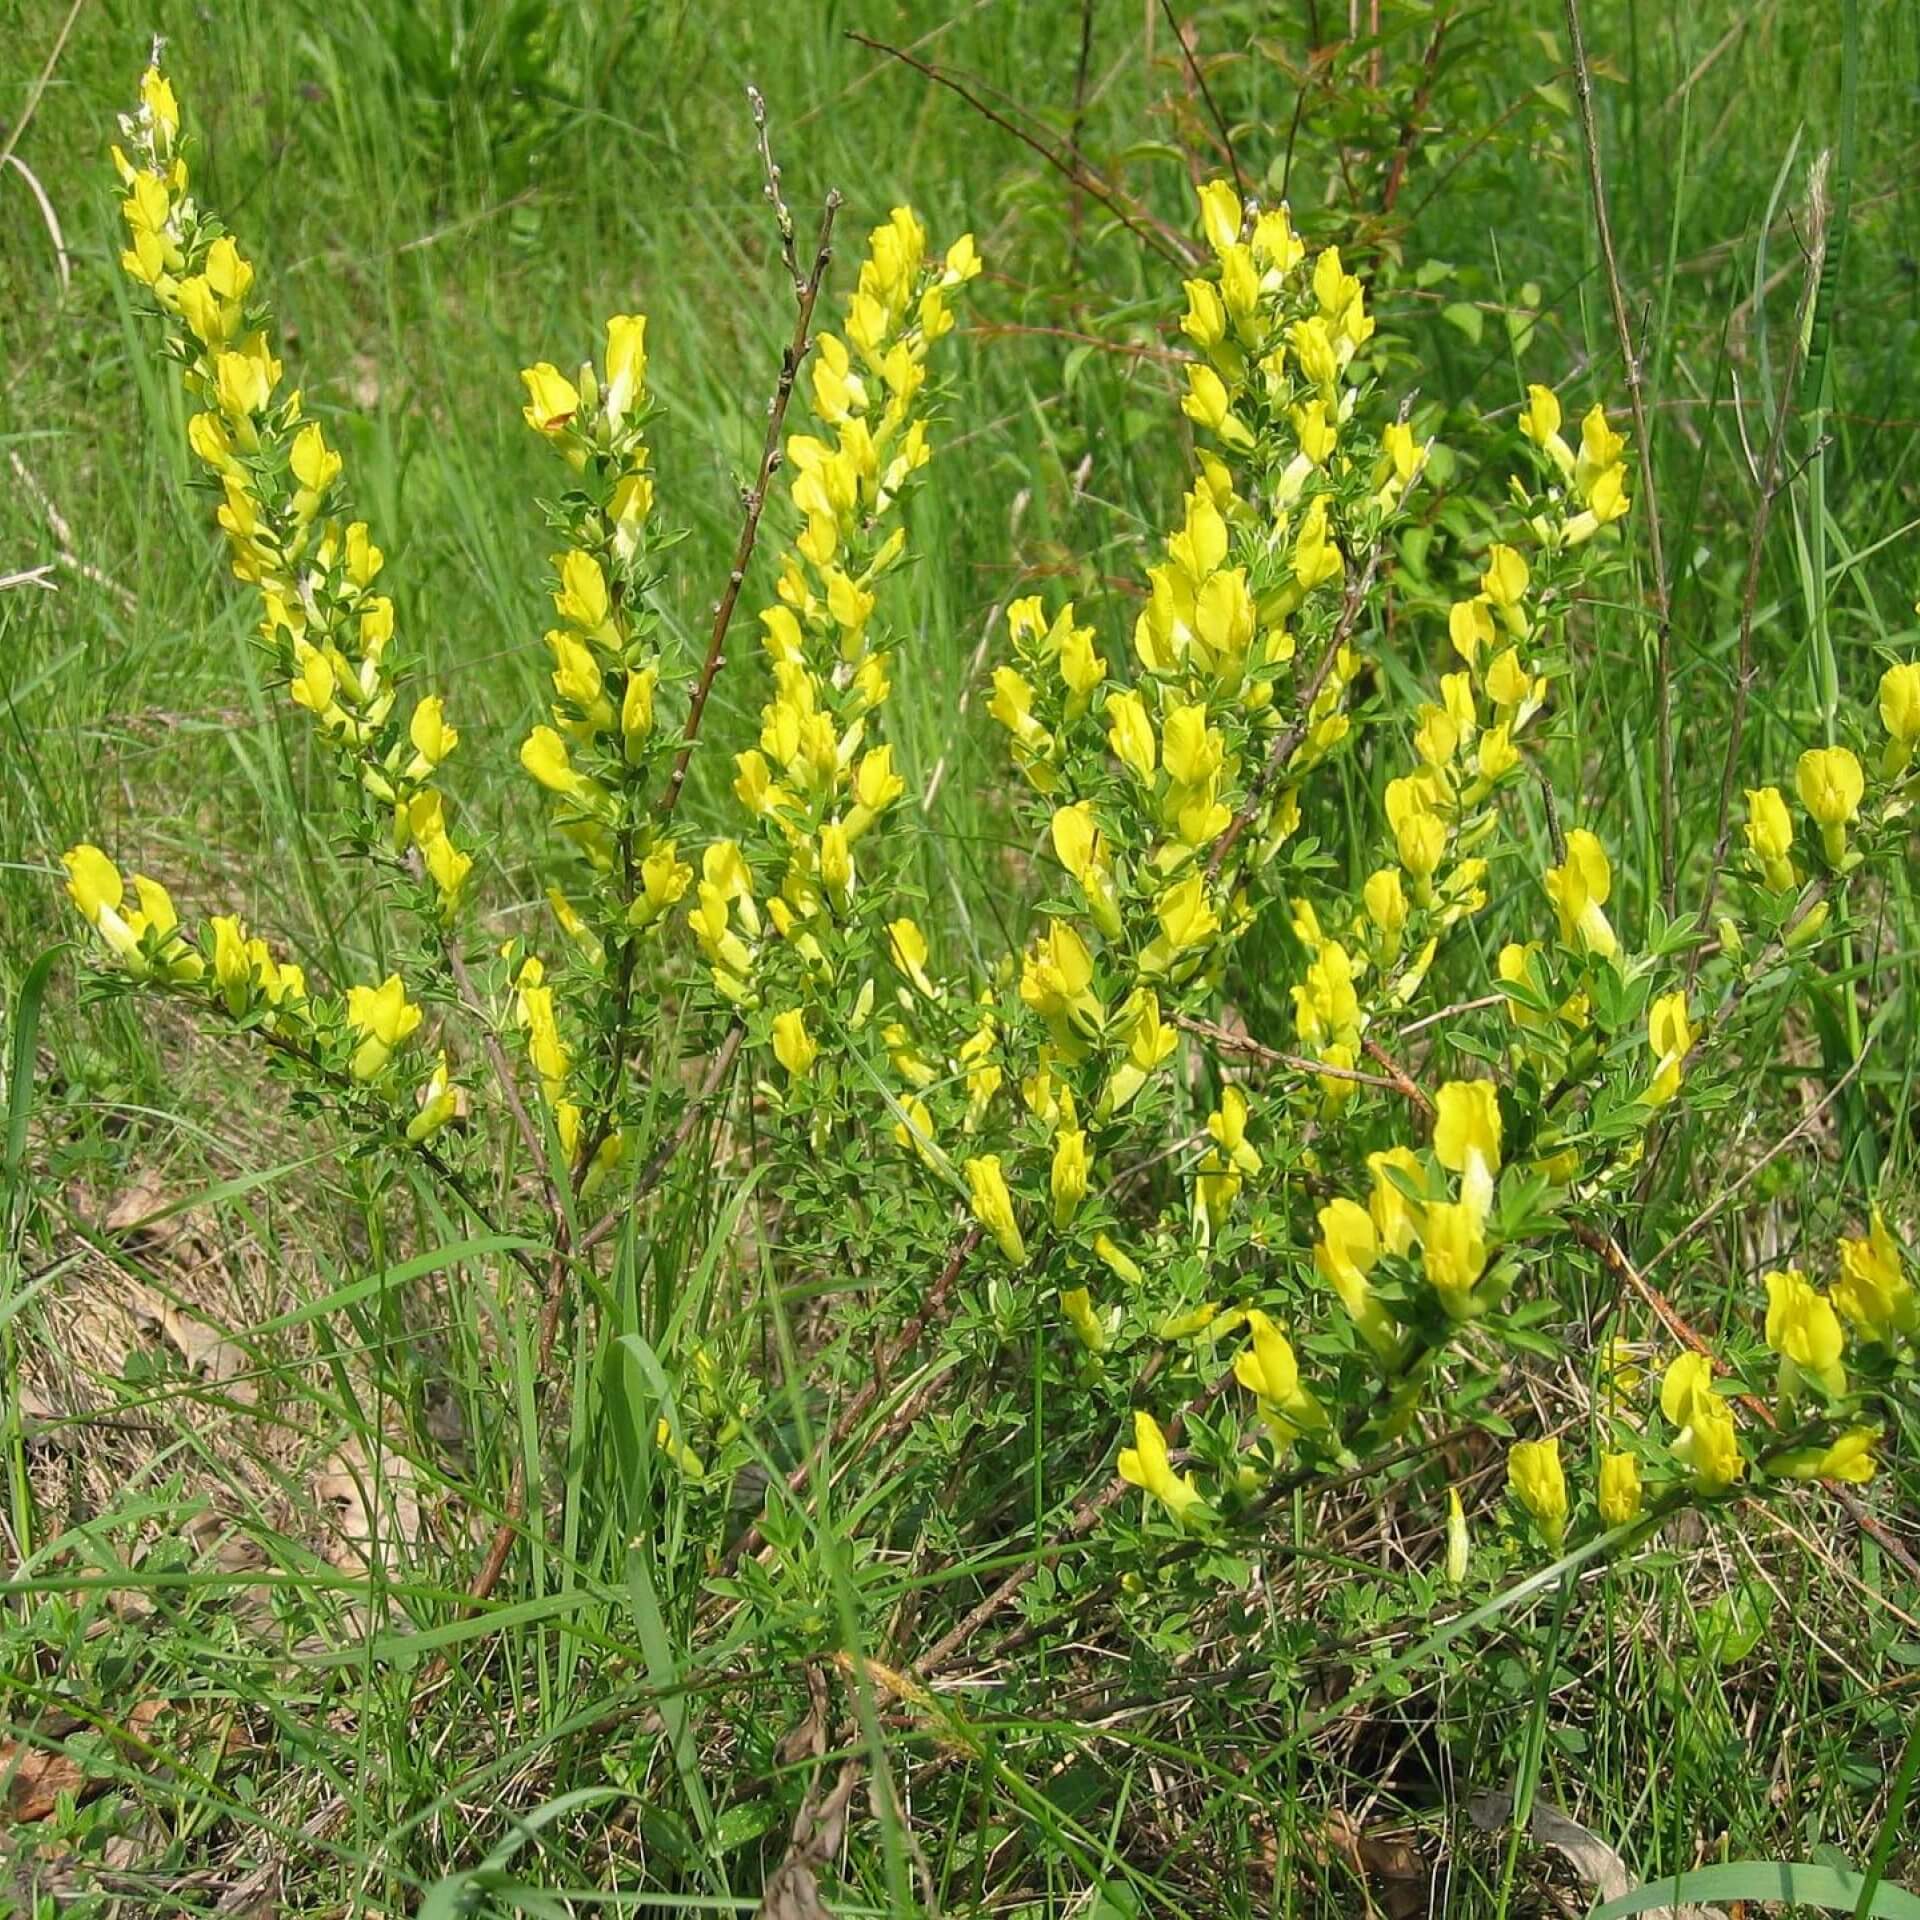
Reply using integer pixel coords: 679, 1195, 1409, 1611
1507, 1437, 1567, 1550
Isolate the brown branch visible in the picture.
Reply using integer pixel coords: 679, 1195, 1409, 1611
1158, 0, 1244, 201
723, 1227, 983, 1571
1208, 541, 1384, 880
1378, 7, 1450, 219
845, 30, 1198, 269
1565, 0, 1675, 913
1692, 155, 1830, 981
1175, 1014, 1412, 1095
662, 189, 842, 818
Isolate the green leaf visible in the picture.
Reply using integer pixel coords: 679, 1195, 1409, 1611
1442, 302, 1484, 345
1593, 1862, 1920, 1918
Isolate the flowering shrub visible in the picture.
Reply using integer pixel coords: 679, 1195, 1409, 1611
67, 57, 1915, 1772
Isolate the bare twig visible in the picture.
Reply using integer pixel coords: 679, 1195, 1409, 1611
662, 185, 842, 818
1158, 0, 1244, 200
1692, 153, 1830, 979
845, 29, 1198, 268
724, 1227, 983, 1571
1564, 0, 1675, 912
1174, 1014, 1411, 1094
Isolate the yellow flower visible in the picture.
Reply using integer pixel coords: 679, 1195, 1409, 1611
521, 361, 581, 436
1420, 1199, 1487, 1319
1181, 277, 1227, 352
406, 1052, 460, 1143
630, 842, 693, 927
1772, 1425, 1878, 1485
521, 724, 592, 802
408, 695, 458, 774
1117, 1409, 1203, 1523
1833, 1212, 1916, 1344
1366, 1146, 1422, 1256
770, 1008, 818, 1081
1880, 661, 1920, 774
1518, 383, 1575, 479
1543, 828, 1618, 958
1018, 919, 1099, 1027
1796, 746, 1865, 864
1233, 1309, 1324, 1446
1140, 874, 1219, 974
1642, 989, 1692, 1108
965, 1154, 1027, 1265
1480, 544, 1530, 635
602, 313, 648, 428
1743, 785, 1796, 891
1507, 1437, 1567, 1550
60, 845, 202, 982
1050, 1127, 1091, 1230
1764, 1268, 1847, 1398
1597, 1451, 1643, 1527
1102, 988, 1179, 1114
209, 913, 251, 1013
1363, 867, 1407, 950
1105, 688, 1157, 782
886, 917, 939, 999
1314, 1197, 1399, 1360
1061, 1285, 1109, 1354
1433, 1080, 1502, 1220
346, 973, 423, 1081
1196, 179, 1242, 253
1659, 1351, 1743, 1492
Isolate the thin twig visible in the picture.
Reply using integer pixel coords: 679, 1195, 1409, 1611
1174, 1015, 1411, 1094
1692, 153, 1829, 980
1564, 0, 1675, 912
662, 187, 842, 817
845, 30, 1197, 268
723, 1227, 983, 1571
1158, 0, 1244, 200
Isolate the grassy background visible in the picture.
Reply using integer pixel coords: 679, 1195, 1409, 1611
4, 0, 1919, 1912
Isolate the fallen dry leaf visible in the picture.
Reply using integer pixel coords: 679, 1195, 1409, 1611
1321, 1807, 1429, 1919
314, 1434, 424, 1575
2, 1738, 98, 1825
1469, 1792, 1724, 1920
756, 1761, 859, 1920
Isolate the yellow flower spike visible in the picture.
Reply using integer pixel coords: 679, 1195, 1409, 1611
553, 549, 619, 648
1879, 661, 1920, 775
1833, 1212, 1916, 1344
1444, 1487, 1470, 1584
61, 845, 201, 982
1659, 1351, 1744, 1493
1597, 1451, 1644, 1527
1050, 1127, 1091, 1230
1061, 1285, 1109, 1354
964, 1154, 1027, 1265
522, 361, 581, 437
346, 973, 423, 1081
1642, 990, 1692, 1107
1507, 1438, 1568, 1550
1117, 1409, 1204, 1523
1742, 785, 1797, 890
1543, 828, 1618, 959
770, 1009, 818, 1081
1772, 1426, 1879, 1485
139, 64, 180, 152
1795, 746, 1865, 865
1432, 1080, 1502, 1220
1763, 1268, 1847, 1400
1384, 775, 1446, 886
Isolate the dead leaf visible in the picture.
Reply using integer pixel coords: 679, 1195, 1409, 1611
103, 1173, 181, 1248
756, 1761, 859, 1920
2, 1738, 98, 1824
156, 1303, 255, 1402
1321, 1808, 1430, 1919
775, 1662, 830, 1769
314, 1434, 424, 1574
1469, 1793, 1724, 1919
